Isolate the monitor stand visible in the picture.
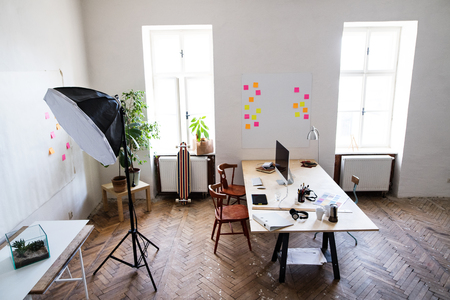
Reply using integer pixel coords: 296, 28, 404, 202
276, 168, 294, 185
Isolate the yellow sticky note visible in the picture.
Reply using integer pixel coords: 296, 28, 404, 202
252, 115, 257, 120
295, 112, 300, 117
249, 97, 254, 102
56, 123, 61, 130
300, 102, 305, 107
245, 124, 251, 129
293, 103, 298, 109
253, 82, 258, 88
303, 107, 308, 113
256, 108, 261, 113
49, 147, 55, 155
244, 105, 250, 110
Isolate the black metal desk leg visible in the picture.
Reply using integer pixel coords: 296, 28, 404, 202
272, 233, 290, 283
328, 232, 340, 280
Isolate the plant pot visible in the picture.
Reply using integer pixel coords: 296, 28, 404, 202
111, 176, 127, 193
129, 168, 141, 186
196, 139, 214, 155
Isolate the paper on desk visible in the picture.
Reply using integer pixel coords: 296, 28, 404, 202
287, 248, 327, 265
314, 192, 348, 208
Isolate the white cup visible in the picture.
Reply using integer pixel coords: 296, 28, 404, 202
316, 207, 325, 221
323, 204, 331, 217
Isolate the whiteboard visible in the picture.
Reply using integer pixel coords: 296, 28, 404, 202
0, 71, 75, 234
242, 73, 312, 148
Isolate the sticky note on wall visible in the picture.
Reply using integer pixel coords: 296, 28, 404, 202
255, 90, 261, 96
66, 142, 71, 149
62, 154, 66, 161
253, 82, 259, 88
252, 115, 257, 120
304, 94, 309, 99
304, 114, 309, 119
49, 147, 55, 155
293, 103, 298, 109
254, 122, 259, 127
295, 112, 300, 117
294, 87, 300, 93
245, 124, 251, 129
243, 85, 249, 90
56, 123, 61, 130
50, 131, 55, 139
256, 108, 261, 113
249, 97, 254, 102
45, 112, 50, 119
244, 105, 250, 110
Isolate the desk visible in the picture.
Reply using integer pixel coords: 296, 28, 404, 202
242, 160, 378, 282
0, 220, 93, 299
102, 180, 151, 222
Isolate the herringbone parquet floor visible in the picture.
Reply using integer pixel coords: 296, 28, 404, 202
34, 193, 450, 300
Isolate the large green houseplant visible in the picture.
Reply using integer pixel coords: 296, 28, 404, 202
111, 90, 159, 191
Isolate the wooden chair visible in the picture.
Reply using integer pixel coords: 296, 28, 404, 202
218, 163, 246, 205
209, 183, 252, 254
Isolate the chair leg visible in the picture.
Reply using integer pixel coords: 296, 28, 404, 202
211, 219, 218, 240
347, 231, 357, 246
313, 232, 319, 239
241, 220, 252, 251
214, 222, 222, 254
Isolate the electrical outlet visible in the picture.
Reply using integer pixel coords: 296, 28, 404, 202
68, 212, 73, 220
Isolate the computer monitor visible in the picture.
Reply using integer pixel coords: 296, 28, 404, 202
275, 140, 294, 185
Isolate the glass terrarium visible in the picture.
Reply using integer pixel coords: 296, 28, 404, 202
5, 224, 50, 269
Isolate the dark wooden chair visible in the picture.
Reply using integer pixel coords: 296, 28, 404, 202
209, 183, 252, 254
218, 163, 246, 205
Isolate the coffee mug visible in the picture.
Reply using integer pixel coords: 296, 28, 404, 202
315, 206, 325, 221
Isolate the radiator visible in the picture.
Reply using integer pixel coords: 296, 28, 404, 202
339, 155, 394, 192
159, 156, 208, 193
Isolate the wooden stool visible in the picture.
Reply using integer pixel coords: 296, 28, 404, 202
101, 180, 151, 222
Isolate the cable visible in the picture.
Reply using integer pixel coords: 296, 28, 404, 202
277, 183, 289, 209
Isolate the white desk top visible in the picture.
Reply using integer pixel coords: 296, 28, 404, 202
0, 220, 88, 300
242, 160, 379, 233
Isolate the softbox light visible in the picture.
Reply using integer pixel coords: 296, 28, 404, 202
43, 86, 158, 291
44, 87, 122, 166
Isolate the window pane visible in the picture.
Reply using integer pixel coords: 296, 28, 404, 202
364, 75, 393, 111
184, 33, 212, 73
337, 76, 363, 112
340, 31, 366, 71
152, 34, 182, 73
367, 31, 399, 71
336, 112, 360, 147
153, 78, 181, 150
185, 77, 214, 141
361, 112, 390, 147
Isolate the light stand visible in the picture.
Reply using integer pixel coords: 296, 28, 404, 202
93, 107, 158, 291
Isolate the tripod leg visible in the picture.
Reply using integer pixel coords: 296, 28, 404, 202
93, 230, 132, 275
137, 230, 159, 250
135, 234, 157, 291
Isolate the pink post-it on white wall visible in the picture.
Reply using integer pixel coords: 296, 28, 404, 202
304, 114, 309, 119
62, 154, 66, 161
243, 85, 249, 90
45, 112, 50, 119
255, 90, 261, 96
304, 94, 310, 99
66, 142, 70, 149
50, 131, 55, 139
244, 114, 250, 119
294, 87, 300, 93
254, 122, 259, 127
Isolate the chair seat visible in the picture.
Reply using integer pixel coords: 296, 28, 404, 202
222, 184, 246, 197
217, 204, 249, 221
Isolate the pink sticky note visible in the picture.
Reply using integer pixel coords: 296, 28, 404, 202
50, 131, 55, 139
244, 114, 250, 119
254, 122, 259, 127
294, 87, 300, 93
45, 112, 50, 119
304, 114, 309, 119
255, 90, 261, 96
304, 94, 310, 99
62, 154, 66, 161
243, 85, 249, 90
66, 142, 71, 149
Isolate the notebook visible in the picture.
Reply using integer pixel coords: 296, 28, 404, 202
252, 212, 294, 231
252, 194, 268, 205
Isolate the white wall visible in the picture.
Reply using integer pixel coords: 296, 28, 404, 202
80, 0, 450, 198
0, 0, 101, 233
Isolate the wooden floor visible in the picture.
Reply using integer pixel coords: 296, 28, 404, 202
34, 193, 450, 300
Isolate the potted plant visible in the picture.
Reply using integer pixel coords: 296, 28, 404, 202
110, 90, 160, 191
190, 116, 214, 155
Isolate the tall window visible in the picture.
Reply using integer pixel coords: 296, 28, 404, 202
336, 27, 401, 148
142, 25, 214, 153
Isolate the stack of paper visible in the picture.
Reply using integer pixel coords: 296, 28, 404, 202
286, 248, 327, 265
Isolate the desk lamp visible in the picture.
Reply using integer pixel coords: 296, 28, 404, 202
44, 87, 158, 291
307, 126, 320, 163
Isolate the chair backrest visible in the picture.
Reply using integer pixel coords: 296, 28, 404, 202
218, 163, 237, 190
351, 175, 359, 204
209, 183, 227, 219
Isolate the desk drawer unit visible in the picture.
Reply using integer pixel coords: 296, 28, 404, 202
159, 156, 208, 193
340, 155, 394, 192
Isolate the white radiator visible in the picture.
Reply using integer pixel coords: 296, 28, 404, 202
340, 155, 394, 192
159, 156, 208, 193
